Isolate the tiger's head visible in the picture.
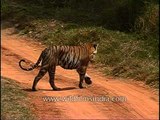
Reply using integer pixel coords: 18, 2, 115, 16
84, 43, 98, 63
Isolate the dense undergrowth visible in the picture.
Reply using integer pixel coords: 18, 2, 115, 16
2, 0, 159, 88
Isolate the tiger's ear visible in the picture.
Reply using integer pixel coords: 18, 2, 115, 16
93, 43, 98, 49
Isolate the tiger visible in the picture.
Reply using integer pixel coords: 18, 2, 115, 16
19, 43, 98, 91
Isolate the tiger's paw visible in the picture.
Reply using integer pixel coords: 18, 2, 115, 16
32, 88, 37, 91
53, 87, 61, 91
85, 77, 92, 85
79, 84, 86, 89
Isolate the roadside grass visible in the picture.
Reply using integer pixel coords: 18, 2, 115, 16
1, 77, 36, 120
15, 21, 159, 89
18, 20, 158, 88
1, 0, 159, 88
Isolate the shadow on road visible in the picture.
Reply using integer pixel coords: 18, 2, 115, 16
22, 87, 77, 92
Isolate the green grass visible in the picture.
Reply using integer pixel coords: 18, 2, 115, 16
1, 77, 36, 120
17, 22, 159, 88
1, 0, 159, 88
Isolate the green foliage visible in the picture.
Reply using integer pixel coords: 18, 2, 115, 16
2, 0, 159, 33
134, 2, 159, 38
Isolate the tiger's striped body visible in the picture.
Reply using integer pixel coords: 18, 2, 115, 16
57, 45, 89, 69
19, 43, 98, 91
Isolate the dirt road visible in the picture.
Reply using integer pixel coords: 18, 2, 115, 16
1, 28, 159, 119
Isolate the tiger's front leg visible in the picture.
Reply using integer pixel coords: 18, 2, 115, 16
79, 73, 85, 88
48, 66, 61, 91
77, 67, 87, 89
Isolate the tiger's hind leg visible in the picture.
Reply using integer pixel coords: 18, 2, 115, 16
32, 68, 47, 91
85, 73, 92, 85
48, 66, 61, 91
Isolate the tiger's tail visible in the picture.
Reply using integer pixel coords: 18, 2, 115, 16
19, 50, 44, 71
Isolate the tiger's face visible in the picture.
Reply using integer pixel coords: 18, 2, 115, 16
88, 43, 98, 62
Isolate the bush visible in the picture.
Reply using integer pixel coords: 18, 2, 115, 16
134, 2, 159, 37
